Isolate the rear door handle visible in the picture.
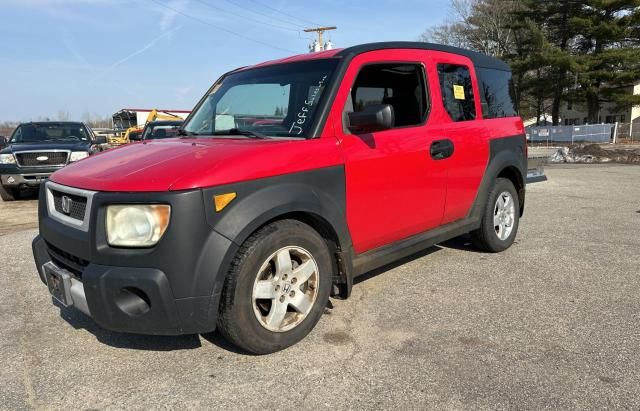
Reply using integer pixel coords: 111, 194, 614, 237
430, 139, 454, 160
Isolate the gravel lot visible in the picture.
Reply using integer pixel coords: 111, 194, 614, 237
0, 191, 38, 236
1, 165, 639, 409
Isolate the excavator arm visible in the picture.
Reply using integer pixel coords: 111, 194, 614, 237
145, 109, 182, 123
110, 110, 183, 145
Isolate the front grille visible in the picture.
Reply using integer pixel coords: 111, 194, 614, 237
46, 241, 89, 277
16, 151, 68, 167
52, 190, 87, 221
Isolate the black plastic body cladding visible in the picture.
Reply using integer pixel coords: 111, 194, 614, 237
33, 166, 349, 335
468, 135, 527, 221
34, 184, 235, 334
202, 165, 349, 249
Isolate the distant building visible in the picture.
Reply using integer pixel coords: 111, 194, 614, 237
523, 115, 556, 127
559, 81, 640, 126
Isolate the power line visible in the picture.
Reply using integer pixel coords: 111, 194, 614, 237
148, 0, 298, 54
244, 0, 324, 27
222, 0, 309, 30
192, 0, 300, 33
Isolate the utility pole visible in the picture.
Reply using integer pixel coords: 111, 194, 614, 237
304, 26, 336, 52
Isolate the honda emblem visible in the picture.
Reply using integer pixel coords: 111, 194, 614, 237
61, 196, 72, 214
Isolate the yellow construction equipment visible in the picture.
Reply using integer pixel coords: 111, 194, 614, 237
109, 110, 185, 146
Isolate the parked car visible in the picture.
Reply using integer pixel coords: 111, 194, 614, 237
32, 42, 526, 354
0, 122, 106, 201
139, 120, 184, 140
91, 128, 119, 145
125, 128, 143, 143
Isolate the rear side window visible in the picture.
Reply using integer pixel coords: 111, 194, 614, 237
437, 64, 476, 122
348, 63, 429, 128
477, 68, 517, 118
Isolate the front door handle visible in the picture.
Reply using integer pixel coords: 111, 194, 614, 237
430, 139, 454, 160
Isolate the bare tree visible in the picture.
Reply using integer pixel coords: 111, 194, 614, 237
0, 121, 19, 137
81, 113, 112, 128
420, 21, 471, 49
57, 110, 71, 121
420, 0, 521, 57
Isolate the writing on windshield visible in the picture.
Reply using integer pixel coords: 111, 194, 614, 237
182, 59, 338, 139
289, 74, 328, 136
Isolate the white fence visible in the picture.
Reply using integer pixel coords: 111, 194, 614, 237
527, 124, 613, 144
613, 122, 640, 142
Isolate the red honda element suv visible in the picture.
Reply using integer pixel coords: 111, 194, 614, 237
33, 42, 527, 354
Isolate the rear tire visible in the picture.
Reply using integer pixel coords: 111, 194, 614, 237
218, 220, 333, 354
0, 185, 18, 201
471, 178, 519, 252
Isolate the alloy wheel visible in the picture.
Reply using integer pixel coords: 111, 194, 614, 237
252, 246, 319, 332
494, 191, 515, 241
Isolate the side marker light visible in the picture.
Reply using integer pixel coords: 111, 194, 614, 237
214, 192, 237, 212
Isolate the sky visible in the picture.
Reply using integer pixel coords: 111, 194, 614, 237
0, 0, 449, 122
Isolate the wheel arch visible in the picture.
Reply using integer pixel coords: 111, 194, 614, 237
468, 136, 527, 221
202, 167, 354, 314
206, 182, 351, 250
497, 165, 525, 215
263, 210, 342, 249
247, 210, 351, 296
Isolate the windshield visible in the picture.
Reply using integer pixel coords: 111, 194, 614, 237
144, 123, 182, 140
10, 123, 90, 144
183, 59, 338, 139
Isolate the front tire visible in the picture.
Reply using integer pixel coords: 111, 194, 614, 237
0, 185, 18, 201
218, 220, 333, 354
471, 178, 520, 252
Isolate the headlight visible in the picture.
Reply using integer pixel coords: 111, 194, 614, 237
0, 154, 16, 164
69, 151, 90, 162
106, 205, 171, 247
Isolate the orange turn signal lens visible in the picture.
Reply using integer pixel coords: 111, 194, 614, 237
214, 192, 237, 212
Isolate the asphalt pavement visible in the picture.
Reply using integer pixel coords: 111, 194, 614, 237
1, 164, 639, 409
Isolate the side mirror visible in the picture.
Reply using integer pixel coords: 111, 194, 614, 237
94, 135, 107, 145
347, 104, 394, 134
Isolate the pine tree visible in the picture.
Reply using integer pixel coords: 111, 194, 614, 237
422, 0, 640, 124
509, 1, 583, 125
571, 0, 640, 123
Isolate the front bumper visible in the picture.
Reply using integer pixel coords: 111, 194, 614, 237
33, 236, 184, 334
1, 173, 52, 187
1, 165, 61, 187
33, 183, 238, 335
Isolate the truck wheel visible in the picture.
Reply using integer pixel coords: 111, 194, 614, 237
218, 220, 332, 354
0, 185, 18, 201
471, 178, 519, 252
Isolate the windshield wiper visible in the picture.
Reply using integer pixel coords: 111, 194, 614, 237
215, 128, 269, 139
177, 128, 199, 137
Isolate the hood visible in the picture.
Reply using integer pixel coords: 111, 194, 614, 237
6, 141, 91, 153
50, 137, 343, 192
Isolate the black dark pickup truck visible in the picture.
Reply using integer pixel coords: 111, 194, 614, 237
0, 122, 106, 201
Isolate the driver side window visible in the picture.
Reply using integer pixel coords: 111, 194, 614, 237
345, 63, 429, 131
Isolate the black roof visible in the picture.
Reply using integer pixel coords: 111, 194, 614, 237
22, 121, 84, 126
336, 42, 510, 71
